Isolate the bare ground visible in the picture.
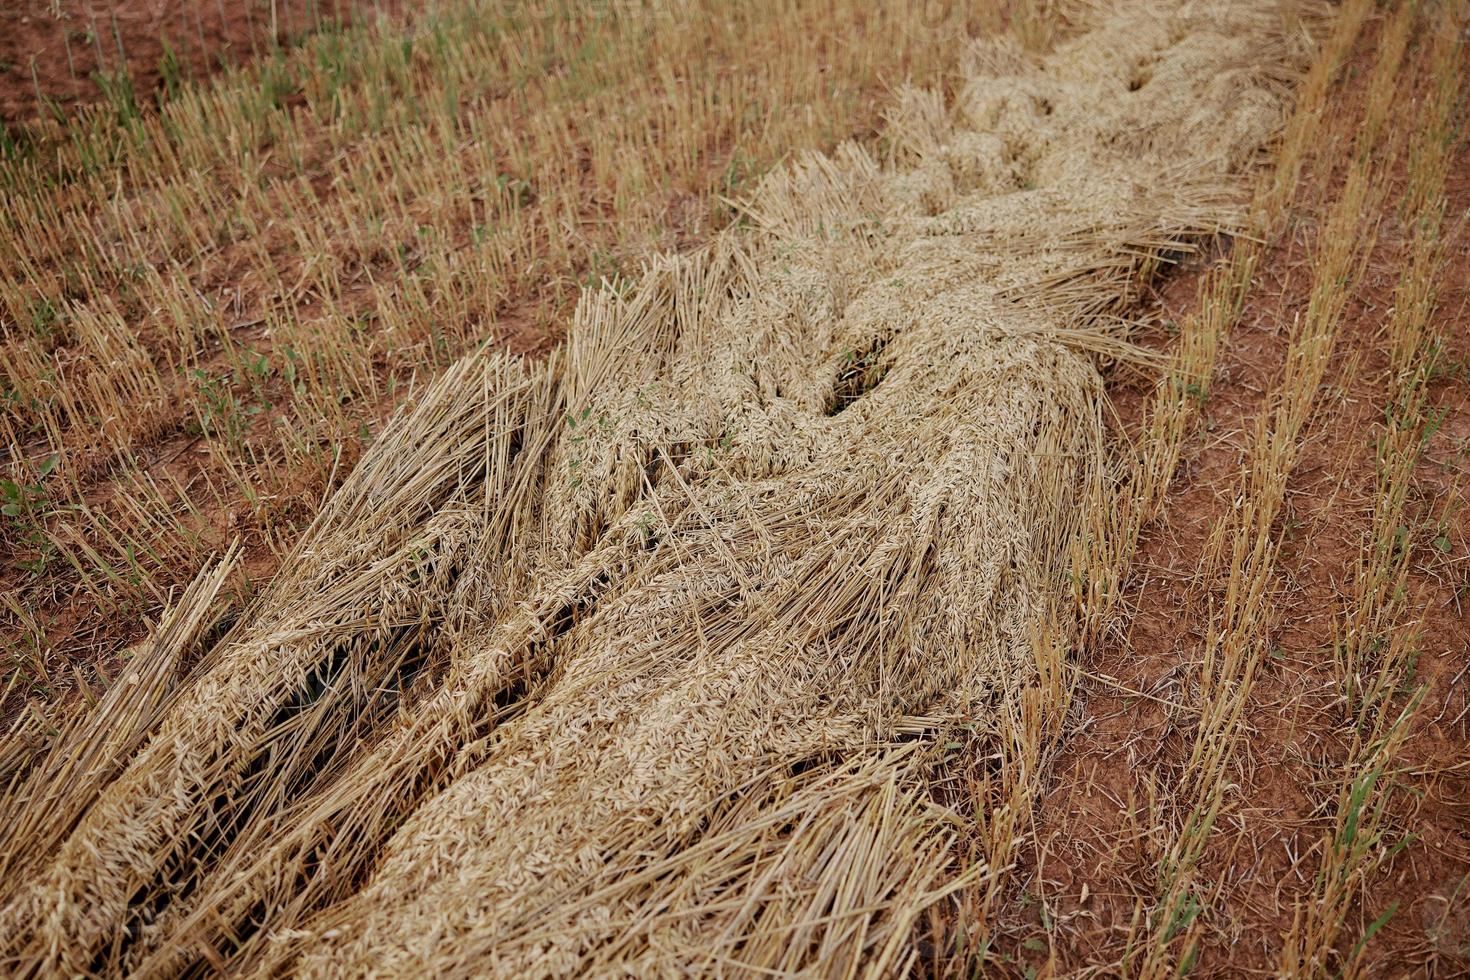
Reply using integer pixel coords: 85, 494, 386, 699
995, 37, 1470, 975
0, 0, 412, 125
2, 1, 1465, 973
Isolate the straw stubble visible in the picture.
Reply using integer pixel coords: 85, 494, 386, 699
0, 0, 1323, 974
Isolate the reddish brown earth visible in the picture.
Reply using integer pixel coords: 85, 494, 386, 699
993, 36, 1470, 977
0, 83, 735, 725
3, 4, 1464, 971
0, 0, 412, 125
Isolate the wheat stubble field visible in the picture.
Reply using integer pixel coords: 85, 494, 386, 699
1, 0, 1467, 976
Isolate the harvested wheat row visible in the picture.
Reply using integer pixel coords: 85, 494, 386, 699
0, 0, 1322, 975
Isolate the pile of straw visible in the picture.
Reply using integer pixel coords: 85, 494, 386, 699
1, 0, 1319, 974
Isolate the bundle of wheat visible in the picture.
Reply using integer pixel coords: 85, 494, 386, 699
0, 0, 1323, 974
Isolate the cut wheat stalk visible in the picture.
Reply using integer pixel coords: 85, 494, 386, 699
1277, 15, 1466, 976
1, 1, 1330, 975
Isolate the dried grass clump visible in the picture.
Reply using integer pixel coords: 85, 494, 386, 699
1, 0, 1321, 974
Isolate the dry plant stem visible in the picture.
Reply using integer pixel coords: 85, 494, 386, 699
1072, 0, 1374, 649
1126, 8, 1403, 972
1050, 6, 1370, 966
0, 1, 1326, 975
0, 0, 983, 714
1276, 14, 1465, 977
0, 547, 237, 886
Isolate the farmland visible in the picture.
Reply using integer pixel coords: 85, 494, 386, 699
2, 0, 1467, 975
